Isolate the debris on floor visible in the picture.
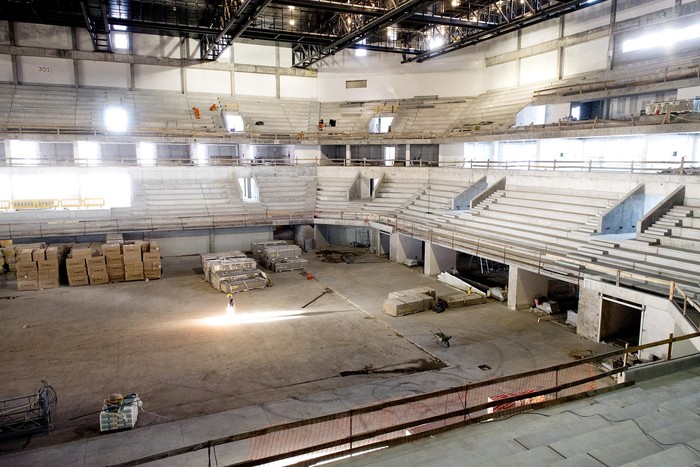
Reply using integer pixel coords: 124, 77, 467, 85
568, 349, 594, 360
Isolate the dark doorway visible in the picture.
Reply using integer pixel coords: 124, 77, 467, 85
571, 100, 605, 121
600, 297, 642, 346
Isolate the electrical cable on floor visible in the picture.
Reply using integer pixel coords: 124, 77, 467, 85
479, 408, 700, 459
139, 407, 173, 421
558, 409, 700, 458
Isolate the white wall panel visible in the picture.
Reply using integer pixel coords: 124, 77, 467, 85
134, 64, 181, 91
564, 2, 611, 36
678, 86, 700, 100
318, 69, 482, 101
15, 23, 72, 49
132, 34, 182, 58
562, 37, 608, 77
279, 47, 293, 68
17, 56, 74, 85
485, 31, 518, 58
485, 61, 517, 90
233, 43, 276, 66
75, 29, 94, 52
235, 72, 276, 97
186, 68, 231, 94
0, 21, 10, 45
615, 0, 675, 22
519, 51, 557, 85
280, 76, 317, 99
521, 20, 560, 48
79, 61, 130, 88
0, 55, 13, 82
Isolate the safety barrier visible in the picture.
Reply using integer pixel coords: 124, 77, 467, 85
8, 198, 105, 210
109, 331, 700, 467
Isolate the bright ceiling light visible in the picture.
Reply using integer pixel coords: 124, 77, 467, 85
289, 19, 296, 25
429, 36, 443, 50
622, 23, 700, 53
104, 106, 128, 132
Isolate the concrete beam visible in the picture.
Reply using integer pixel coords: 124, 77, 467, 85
507, 265, 549, 311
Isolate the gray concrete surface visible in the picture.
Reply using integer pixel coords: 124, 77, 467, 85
0, 249, 614, 465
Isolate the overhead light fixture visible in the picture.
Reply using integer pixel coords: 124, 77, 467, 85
104, 106, 128, 132
289, 19, 296, 25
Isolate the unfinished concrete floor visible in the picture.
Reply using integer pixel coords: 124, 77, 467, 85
0, 249, 613, 464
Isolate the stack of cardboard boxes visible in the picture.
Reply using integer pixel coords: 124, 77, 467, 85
66, 247, 92, 287
15, 246, 62, 290
123, 244, 144, 281
143, 243, 161, 280
102, 244, 125, 281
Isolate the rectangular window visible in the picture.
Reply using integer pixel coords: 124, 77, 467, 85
76, 141, 101, 166
9, 140, 39, 166
238, 177, 259, 202
346, 80, 367, 89
369, 116, 394, 134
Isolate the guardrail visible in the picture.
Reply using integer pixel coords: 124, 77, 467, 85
109, 331, 700, 467
0, 198, 106, 211
1, 156, 696, 174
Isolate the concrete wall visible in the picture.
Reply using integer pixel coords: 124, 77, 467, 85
507, 266, 549, 311
424, 242, 456, 276
577, 279, 699, 359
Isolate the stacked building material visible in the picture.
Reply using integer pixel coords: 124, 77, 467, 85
383, 287, 436, 317
259, 244, 308, 272
251, 240, 290, 260
122, 244, 143, 281
143, 243, 161, 279
87, 256, 109, 285
102, 244, 125, 281
438, 292, 486, 308
66, 247, 91, 287
201, 251, 268, 294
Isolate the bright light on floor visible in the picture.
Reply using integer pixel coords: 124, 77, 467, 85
198, 309, 305, 326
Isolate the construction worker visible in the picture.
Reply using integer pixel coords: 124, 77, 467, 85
226, 293, 235, 316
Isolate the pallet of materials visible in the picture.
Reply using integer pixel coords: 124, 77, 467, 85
99, 393, 142, 433
251, 240, 290, 259
388, 286, 437, 300
201, 250, 268, 293
217, 274, 269, 293
439, 292, 486, 308
259, 244, 306, 272
269, 258, 309, 272
384, 293, 435, 317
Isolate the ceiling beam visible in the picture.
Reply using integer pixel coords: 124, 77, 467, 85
201, 0, 275, 60
273, 0, 489, 28
293, 0, 439, 68
404, 0, 609, 63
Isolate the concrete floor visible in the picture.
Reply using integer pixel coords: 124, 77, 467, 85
0, 249, 614, 464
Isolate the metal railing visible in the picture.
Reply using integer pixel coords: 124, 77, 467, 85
1, 156, 696, 174
109, 331, 700, 467
0, 198, 105, 211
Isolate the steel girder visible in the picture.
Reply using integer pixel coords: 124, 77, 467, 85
403, 0, 610, 63
292, 0, 439, 68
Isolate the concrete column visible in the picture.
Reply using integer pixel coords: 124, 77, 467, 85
71, 28, 80, 88
314, 225, 329, 249
389, 233, 403, 263
405, 144, 411, 166
345, 145, 351, 166
8, 22, 18, 84
507, 266, 549, 311
423, 242, 456, 276
208, 230, 215, 253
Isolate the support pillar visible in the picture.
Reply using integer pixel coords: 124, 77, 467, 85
405, 144, 411, 166
507, 265, 549, 310
345, 145, 352, 166
314, 225, 329, 249
424, 242, 456, 276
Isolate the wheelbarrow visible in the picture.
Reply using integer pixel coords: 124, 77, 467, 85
430, 329, 452, 348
